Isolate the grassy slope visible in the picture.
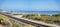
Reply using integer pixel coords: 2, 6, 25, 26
0, 14, 13, 26
0, 14, 21, 27
23, 14, 60, 24
0, 14, 36, 27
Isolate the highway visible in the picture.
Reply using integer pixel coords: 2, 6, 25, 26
1, 13, 60, 27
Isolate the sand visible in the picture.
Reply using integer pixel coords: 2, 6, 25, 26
0, 24, 3, 27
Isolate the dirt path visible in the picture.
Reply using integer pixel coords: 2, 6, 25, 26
0, 24, 3, 27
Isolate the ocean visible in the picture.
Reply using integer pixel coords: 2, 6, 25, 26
13, 11, 60, 15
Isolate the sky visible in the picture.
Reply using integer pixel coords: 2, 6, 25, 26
0, 0, 60, 11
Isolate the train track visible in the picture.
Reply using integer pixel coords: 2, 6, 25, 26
1, 13, 60, 27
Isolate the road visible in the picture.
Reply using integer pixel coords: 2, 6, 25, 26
1, 13, 60, 27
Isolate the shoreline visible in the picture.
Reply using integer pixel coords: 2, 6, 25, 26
11, 12, 60, 15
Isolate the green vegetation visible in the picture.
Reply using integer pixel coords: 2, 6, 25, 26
0, 14, 36, 27
0, 14, 12, 26
24, 24, 36, 27
13, 22, 20, 27
22, 14, 60, 24
0, 14, 20, 27
52, 14, 60, 17
1, 13, 60, 27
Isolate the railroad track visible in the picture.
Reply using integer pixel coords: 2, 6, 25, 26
1, 13, 60, 27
